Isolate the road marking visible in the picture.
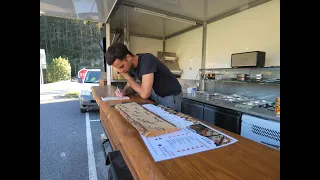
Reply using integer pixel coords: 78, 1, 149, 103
86, 112, 98, 180
90, 120, 100, 122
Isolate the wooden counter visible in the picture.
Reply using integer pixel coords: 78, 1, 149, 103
92, 85, 280, 180
92, 85, 154, 108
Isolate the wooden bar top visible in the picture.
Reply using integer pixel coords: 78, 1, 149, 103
92, 85, 280, 180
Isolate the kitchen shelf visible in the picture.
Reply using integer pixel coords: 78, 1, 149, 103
199, 66, 280, 71
199, 67, 280, 86
204, 78, 280, 85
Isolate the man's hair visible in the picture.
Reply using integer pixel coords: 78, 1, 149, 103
105, 42, 133, 65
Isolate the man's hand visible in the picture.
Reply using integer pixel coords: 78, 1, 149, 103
115, 83, 134, 97
120, 72, 131, 80
120, 72, 135, 87
114, 90, 124, 97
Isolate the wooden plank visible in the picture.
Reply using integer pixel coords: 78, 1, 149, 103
115, 102, 180, 137
99, 108, 118, 150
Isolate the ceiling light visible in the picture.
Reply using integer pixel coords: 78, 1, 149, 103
134, 7, 196, 25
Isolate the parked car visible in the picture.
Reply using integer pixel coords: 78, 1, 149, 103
79, 69, 102, 113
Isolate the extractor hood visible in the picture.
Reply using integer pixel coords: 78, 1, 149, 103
157, 51, 183, 77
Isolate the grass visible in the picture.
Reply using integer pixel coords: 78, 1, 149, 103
62, 91, 80, 99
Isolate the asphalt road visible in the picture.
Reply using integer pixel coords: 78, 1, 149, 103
40, 82, 111, 180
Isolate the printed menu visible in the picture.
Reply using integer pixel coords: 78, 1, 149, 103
140, 104, 238, 162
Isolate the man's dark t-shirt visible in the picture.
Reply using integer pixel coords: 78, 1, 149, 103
129, 53, 181, 97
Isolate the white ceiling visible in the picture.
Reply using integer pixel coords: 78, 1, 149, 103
40, 0, 117, 22
110, 6, 194, 38
125, 0, 258, 21
40, 0, 269, 39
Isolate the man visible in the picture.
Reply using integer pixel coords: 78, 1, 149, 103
105, 42, 182, 111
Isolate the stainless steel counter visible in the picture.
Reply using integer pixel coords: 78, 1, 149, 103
182, 92, 280, 122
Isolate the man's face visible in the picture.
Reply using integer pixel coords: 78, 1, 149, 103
112, 54, 134, 73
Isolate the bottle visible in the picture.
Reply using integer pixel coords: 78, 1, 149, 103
275, 97, 280, 117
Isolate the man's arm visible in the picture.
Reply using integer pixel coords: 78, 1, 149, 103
121, 54, 157, 99
122, 82, 135, 95
123, 73, 154, 99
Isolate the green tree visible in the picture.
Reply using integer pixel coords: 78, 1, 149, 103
40, 16, 103, 77
46, 56, 71, 83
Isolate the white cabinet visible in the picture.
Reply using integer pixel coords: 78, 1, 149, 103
241, 114, 280, 150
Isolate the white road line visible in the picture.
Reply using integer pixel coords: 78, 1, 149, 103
86, 112, 98, 180
90, 120, 100, 122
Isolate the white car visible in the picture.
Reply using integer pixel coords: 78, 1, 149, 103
79, 69, 102, 113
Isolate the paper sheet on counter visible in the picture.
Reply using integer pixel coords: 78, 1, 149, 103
101, 96, 130, 101
141, 104, 238, 162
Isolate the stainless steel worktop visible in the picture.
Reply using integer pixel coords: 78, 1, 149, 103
182, 92, 280, 122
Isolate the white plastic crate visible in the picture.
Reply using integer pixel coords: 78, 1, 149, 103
241, 114, 280, 150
